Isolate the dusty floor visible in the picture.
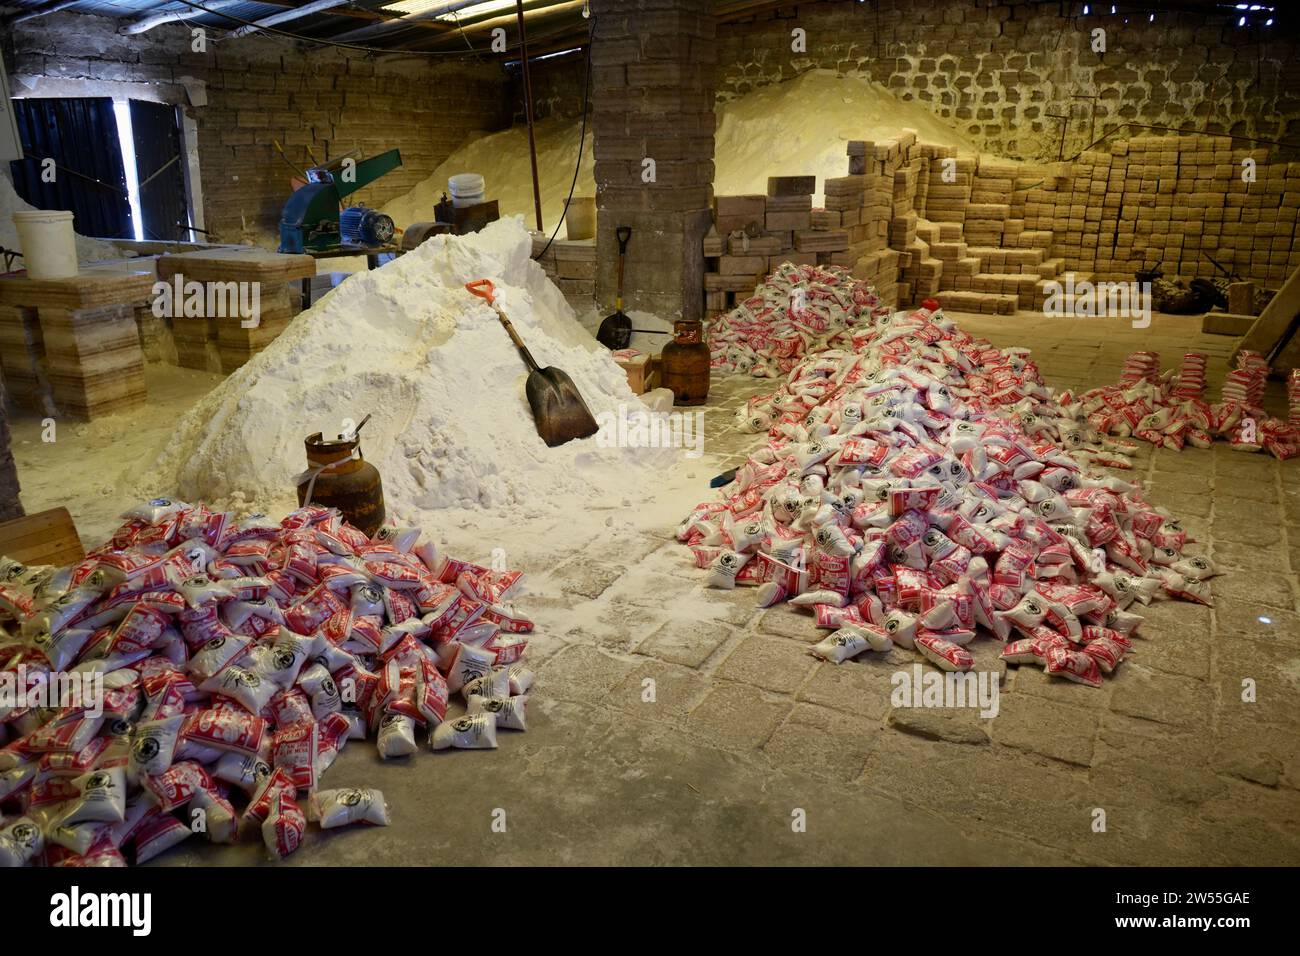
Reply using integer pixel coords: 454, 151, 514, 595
8, 310, 1300, 866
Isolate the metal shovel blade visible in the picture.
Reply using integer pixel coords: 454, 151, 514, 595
467, 278, 601, 448
526, 365, 600, 447
596, 311, 632, 350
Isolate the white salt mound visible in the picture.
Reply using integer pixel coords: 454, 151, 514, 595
382, 69, 977, 228
148, 217, 660, 515
383, 114, 594, 235
0, 171, 121, 263
713, 70, 979, 203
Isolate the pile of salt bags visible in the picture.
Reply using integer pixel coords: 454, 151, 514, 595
0, 501, 533, 867
706, 262, 892, 377
678, 305, 1221, 688
1068, 349, 1300, 460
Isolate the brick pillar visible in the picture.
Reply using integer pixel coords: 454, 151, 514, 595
591, 0, 716, 321
0, 385, 23, 522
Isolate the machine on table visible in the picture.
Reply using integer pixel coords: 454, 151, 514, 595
280, 148, 403, 306
400, 193, 501, 253
279, 148, 402, 254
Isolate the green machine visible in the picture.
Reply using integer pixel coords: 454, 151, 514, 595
278, 148, 402, 253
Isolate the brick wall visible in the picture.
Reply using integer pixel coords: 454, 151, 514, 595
512, 49, 591, 121
3, 12, 511, 247
715, 0, 1300, 162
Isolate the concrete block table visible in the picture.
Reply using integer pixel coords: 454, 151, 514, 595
155, 248, 315, 374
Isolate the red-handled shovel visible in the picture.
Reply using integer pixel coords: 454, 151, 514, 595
466, 279, 600, 447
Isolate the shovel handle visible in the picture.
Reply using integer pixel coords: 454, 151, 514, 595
465, 279, 495, 304
615, 228, 631, 310
467, 278, 539, 373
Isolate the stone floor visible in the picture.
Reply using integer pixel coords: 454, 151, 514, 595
10, 310, 1300, 866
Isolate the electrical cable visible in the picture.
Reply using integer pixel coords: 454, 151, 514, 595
531, 22, 591, 262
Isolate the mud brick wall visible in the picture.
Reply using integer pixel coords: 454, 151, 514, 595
513, 50, 592, 122
715, 0, 1300, 163
3, 12, 511, 247
591, 0, 716, 321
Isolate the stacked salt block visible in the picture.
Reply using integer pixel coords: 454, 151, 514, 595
706, 178, 856, 316
531, 233, 595, 311
925, 155, 1059, 314
156, 249, 314, 374
1024, 135, 1300, 286
1290, 370, 1300, 427
0, 271, 152, 420
845, 132, 926, 303
0, 306, 46, 413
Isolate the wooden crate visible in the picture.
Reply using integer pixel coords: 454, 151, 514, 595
613, 351, 660, 395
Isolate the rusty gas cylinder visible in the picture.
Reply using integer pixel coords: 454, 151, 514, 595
661, 319, 710, 406
297, 431, 385, 535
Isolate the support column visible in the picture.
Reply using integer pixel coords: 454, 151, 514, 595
591, 0, 716, 321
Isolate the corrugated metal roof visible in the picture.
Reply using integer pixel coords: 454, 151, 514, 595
0, 0, 604, 53
5, 2, 1281, 57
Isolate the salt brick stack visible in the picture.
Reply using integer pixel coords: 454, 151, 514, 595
0, 271, 153, 420
155, 250, 313, 375
1025, 136, 1300, 287
700, 127, 1298, 321
531, 234, 596, 312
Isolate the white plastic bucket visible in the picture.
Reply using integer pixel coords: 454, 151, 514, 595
448, 173, 486, 209
12, 210, 78, 280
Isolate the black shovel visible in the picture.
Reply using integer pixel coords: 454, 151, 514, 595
596, 227, 670, 351
467, 279, 599, 447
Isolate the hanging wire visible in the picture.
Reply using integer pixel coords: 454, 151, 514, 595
531, 19, 591, 262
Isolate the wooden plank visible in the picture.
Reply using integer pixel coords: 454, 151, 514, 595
0, 507, 84, 569
1201, 312, 1258, 336
1232, 261, 1300, 366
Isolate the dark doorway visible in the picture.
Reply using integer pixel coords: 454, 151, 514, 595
9, 96, 132, 240
130, 100, 190, 242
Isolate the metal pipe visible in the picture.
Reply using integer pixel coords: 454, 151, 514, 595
230, 0, 352, 38
517, 0, 543, 231
326, 0, 491, 43
120, 0, 244, 36
7, 0, 84, 26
